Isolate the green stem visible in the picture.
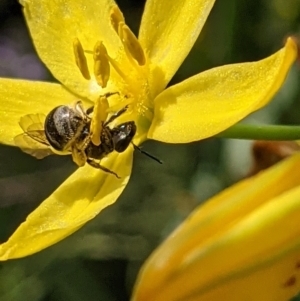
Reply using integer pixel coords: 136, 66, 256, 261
216, 124, 300, 140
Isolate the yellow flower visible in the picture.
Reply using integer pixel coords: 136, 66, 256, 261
0, 0, 297, 260
132, 154, 300, 301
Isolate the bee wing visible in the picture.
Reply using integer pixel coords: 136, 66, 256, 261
14, 113, 54, 159
19, 113, 46, 132
14, 131, 54, 159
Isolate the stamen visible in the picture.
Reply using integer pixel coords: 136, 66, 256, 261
90, 95, 109, 146
73, 38, 91, 80
93, 41, 110, 88
106, 94, 133, 114
110, 6, 125, 33
118, 23, 146, 66
106, 55, 128, 83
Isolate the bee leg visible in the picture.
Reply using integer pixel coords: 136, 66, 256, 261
86, 106, 94, 115
87, 158, 120, 179
86, 92, 120, 116
71, 147, 87, 167
76, 134, 91, 151
104, 91, 120, 98
104, 105, 129, 126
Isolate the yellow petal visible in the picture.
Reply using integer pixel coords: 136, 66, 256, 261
132, 154, 300, 301
184, 245, 300, 301
139, 0, 216, 93
22, 0, 124, 100
0, 149, 133, 260
148, 37, 298, 143
0, 78, 81, 146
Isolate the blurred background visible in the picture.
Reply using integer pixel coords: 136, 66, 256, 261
0, 0, 300, 300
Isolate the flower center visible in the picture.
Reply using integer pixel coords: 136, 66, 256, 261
73, 5, 153, 142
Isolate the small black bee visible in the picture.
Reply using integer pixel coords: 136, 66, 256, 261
14, 98, 161, 178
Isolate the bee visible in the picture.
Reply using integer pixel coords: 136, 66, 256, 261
14, 98, 162, 178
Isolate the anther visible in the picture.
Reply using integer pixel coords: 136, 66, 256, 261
110, 5, 125, 33
93, 41, 110, 88
118, 23, 146, 66
90, 95, 109, 146
73, 38, 91, 80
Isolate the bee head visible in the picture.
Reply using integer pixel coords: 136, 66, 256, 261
111, 121, 136, 153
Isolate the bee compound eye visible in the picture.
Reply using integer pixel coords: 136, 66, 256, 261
113, 122, 136, 153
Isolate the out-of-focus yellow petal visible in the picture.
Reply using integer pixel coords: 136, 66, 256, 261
0, 149, 133, 260
185, 244, 300, 301
132, 154, 300, 301
139, 0, 216, 93
148, 37, 298, 143
22, 0, 124, 100
0, 78, 83, 146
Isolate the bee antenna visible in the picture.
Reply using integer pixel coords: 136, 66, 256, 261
132, 143, 163, 164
